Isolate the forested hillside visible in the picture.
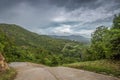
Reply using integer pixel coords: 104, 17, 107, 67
0, 24, 86, 66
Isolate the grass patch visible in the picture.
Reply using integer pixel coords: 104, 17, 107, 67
63, 60, 120, 77
0, 68, 17, 80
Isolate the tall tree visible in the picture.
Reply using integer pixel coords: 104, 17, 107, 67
90, 26, 108, 60
103, 29, 120, 60
112, 14, 120, 29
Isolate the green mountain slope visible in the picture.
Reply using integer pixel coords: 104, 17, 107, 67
0, 23, 85, 66
0, 24, 77, 53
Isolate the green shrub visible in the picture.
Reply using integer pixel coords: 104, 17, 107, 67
0, 68, 16, 80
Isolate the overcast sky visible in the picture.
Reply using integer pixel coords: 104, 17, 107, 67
0, 0, 120, 38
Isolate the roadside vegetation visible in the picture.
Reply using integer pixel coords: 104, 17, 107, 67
0, 68, 16, 80
64, 60, 120, 77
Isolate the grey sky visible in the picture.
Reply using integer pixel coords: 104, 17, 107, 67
0, 0, 120, 37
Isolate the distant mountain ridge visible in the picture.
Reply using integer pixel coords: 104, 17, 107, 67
50, 35, 90, 43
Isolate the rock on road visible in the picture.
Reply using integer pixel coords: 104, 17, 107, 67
9, 62, 120, 80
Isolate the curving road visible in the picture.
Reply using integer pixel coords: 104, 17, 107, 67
9, 62, 120, 80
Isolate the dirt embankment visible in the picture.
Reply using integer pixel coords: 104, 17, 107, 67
0, 53, 9, 72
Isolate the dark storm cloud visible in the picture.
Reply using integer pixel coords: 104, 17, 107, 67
0, 0, 43, 11
0, 0, 119, 11
0, 0, 119, 13
0, 0, 120, 37
49, 0, 120, 11
0, 0, 22, 11
49, 0, 101, 10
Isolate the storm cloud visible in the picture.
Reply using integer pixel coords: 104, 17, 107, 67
0, 0, 120, 37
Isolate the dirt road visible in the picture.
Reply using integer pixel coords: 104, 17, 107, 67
9, 62, 120, 80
